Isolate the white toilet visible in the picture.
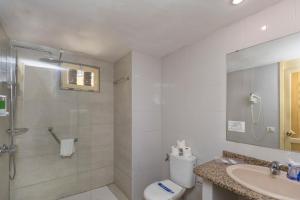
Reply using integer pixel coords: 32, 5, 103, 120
144, 154, 196, 200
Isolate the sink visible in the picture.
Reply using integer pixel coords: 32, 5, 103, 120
226, 164, 300, 200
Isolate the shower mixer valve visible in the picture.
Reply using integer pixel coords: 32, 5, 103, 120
0, 144, 17, 155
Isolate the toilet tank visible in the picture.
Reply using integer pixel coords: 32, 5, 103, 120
170, 154, 196, 188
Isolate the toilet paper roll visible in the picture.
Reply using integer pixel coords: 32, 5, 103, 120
177, 140, 186, 149
171, 146, 179, 156
183, 147, 192, 157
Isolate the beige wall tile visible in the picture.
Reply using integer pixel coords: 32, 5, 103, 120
113, 53, 132, 199
13, 154, 77, 189
114, 167, 132, 199
13, 174, 78, 200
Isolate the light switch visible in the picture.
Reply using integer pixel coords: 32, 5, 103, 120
228, 121, 245, 133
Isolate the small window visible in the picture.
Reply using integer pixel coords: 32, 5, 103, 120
60, 62, 100, 92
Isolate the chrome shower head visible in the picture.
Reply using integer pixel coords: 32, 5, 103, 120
39, 57, 60, 63
39, 50, 63, 63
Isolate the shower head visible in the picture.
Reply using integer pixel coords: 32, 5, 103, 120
39, 50, 64, 64
39, 57, 60, 63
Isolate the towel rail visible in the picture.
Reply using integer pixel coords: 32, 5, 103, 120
48, 127, 78, 144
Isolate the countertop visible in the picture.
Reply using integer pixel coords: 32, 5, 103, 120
194, 151, 282, 200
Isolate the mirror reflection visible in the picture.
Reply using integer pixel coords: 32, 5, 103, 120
226, 32, 300, 153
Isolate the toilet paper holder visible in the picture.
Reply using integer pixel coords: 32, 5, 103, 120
165, 153, 170, 162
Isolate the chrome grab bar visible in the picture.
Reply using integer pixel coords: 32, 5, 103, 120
7, 128, 29, 136
48, 127, 78, 144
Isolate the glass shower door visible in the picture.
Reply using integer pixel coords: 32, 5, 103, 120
0, 42, 12, 200
10, 48, 81, 200
9, 45, 114, 200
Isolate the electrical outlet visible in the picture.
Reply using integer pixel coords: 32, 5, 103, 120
266, 126, 275, 133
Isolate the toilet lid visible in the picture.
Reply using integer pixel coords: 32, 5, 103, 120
144, 179, 185, 200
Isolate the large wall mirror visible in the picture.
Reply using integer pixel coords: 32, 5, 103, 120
226, 32, 300, 153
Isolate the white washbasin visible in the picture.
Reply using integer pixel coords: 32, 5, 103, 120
226, 164, 300, 200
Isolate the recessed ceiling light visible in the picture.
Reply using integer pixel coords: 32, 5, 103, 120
232, 0, 244, 5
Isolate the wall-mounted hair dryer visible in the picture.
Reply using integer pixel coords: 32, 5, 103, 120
249, 93, 261, 104
249, 93, 262, 124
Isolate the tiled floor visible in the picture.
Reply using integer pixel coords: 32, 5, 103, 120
60, 186, 121, 200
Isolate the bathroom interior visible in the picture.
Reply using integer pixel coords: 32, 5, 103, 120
1, 0, 300, 200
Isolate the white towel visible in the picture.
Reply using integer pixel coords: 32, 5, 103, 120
177, 140, 186, 148
60, 139, 75, 157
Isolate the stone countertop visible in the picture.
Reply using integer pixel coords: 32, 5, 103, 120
194, 160, 277, 200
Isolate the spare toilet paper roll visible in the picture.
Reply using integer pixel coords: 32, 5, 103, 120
171, 146, 179, 156
183, 147, 192, 157
177, 140, 186, 149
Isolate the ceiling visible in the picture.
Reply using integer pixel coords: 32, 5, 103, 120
0, 0, 280, 62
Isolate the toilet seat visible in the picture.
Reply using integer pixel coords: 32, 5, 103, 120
144, 179, 185, 200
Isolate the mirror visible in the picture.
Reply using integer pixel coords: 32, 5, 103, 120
226, 32, 300, 153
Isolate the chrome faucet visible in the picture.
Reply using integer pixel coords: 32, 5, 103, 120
269, 161, 282, 176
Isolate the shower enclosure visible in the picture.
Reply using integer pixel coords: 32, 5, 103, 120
0, 41, 116, 200
0, 38, 15, 200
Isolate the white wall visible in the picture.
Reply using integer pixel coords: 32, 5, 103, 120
162, 0, 300, 184
131, 51, 163, 200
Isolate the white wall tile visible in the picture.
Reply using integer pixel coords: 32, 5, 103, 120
264, 0, 296, 39
131, 51, 162, 200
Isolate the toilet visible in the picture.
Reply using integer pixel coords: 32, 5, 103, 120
144, 154, 196, 200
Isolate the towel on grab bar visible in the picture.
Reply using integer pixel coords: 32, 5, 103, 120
60, 139, 75, 157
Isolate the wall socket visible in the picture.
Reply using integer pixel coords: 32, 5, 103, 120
266, 126, 276, 133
